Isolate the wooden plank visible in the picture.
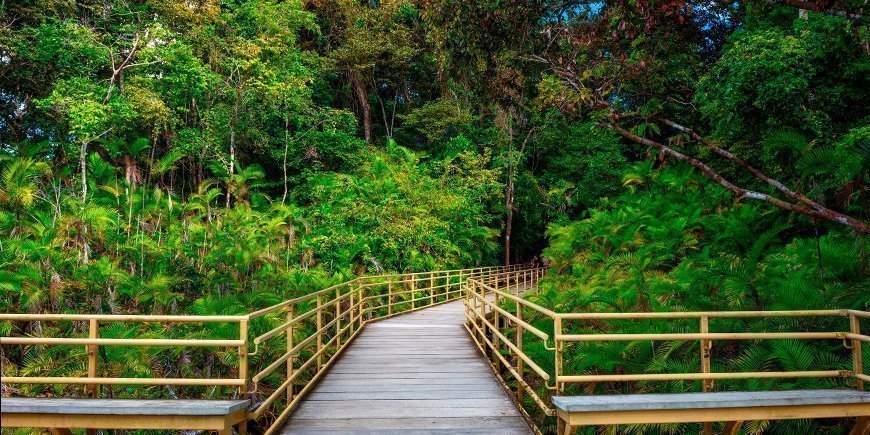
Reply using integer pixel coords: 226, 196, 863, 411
317, 371, 497, 378
284, 429, 527, 434
562, 403, 870, 426
297, 398, 513, 408
284, 416, 530, 431
306, 390, 506, 400
290, 405, 521, 419
312, 382, 505, 392
552, 390, 870, 413
0, 398, 249, 416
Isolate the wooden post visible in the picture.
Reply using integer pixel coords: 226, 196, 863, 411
700, 316, 712, 391
348, 285, 355, 334
700, 316, 713, 435
390, 279, 396, 316
87, 319, 99, 398
335, 288, 341, 348
554, 315, 564, 395
358, 286, 365, 323
851, 417, 870, 435
478, 281, 487, 344
410, 274, 415, 311
516, 277, 525, 402
286, 303, 295, 403
493, 282, 501, 366
430, 272, 435, 303
316, 294, 323, 371
852, 314, 864, 391
239, 319, 248, 396
723, 421, 744, 435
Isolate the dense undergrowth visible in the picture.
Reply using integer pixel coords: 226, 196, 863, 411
519, 163, 868, 434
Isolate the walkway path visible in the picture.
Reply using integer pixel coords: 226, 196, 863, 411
281, 299, 532, 434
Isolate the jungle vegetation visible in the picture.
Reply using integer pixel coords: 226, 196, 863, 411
0, 0, 868, 433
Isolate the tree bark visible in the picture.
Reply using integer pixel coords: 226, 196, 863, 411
80, 141, 88, 202
349, 72, 372, 141
227, 85, 240, 208
504, 176, 514, 266
282, 115, 290, 205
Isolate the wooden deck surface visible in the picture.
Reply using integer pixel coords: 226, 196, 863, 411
281, 298, 532, 434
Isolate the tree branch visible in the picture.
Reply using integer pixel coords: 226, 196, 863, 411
603, 121, 870, 234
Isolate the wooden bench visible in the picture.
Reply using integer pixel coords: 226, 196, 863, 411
553, 389, 870, 435
0, 398, 249, 434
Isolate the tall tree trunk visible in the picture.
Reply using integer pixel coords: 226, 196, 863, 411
226, 86, 240, 208
80, 141, 88, 202
282, 115, 289, 205
349, 72, 372, 141
227, 126, 234, 208
504, 175, 514, 266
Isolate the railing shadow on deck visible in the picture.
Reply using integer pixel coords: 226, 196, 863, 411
464, 276, 869, 434
0, 264, 540, 434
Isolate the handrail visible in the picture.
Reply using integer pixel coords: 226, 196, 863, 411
7, 263, 854, 435
0, 263, 531, 434
463, 272, 869, 433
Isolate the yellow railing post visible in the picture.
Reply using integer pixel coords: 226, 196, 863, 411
494, 280, 502, 366
430, 272, 435, 303
335, 287, 341, 348
286, 303, 295, 403
410, 274, 415, 311
700, 316, 712, 391
700, 316, 713, 435
348, 284, 355, 334
87, 318, 99, 398
316, 294, 323, 371
388, 279, 393, 316
358, 285, 365, 323
239, 319, 249, 396
852, 313, 864, 390
470, 281, 486, 344
554, 315, 564, 396
516, 276, 525, 403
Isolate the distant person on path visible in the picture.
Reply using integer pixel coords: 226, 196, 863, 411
531, 255, 540, 268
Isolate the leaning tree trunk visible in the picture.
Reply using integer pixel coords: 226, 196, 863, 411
349, 72, 372, 142
80, 141, 88, 202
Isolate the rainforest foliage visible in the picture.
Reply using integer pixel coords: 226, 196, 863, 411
1, 0, 868, 432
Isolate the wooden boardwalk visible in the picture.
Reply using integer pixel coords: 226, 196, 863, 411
281, 299, 532, 434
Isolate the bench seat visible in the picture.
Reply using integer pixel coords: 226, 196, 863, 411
553, 389, 870, 435
1, 398, 250, 434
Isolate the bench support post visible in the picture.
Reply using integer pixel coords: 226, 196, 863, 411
851, 417, 870, 435
723, 421, 743, 435
556, 415, 576, 435
554, 315, 564, 396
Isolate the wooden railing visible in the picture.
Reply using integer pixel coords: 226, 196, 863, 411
464, 276, 869, 433
245, 264, 530, 433
0, 264, 531, 433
